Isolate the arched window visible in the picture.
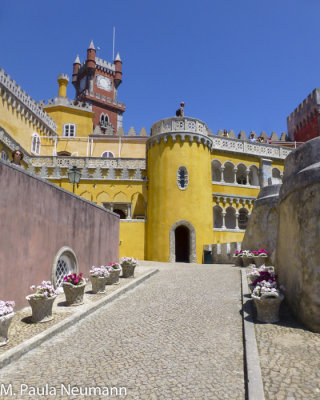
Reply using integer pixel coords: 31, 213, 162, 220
249, 165, 259, 186
177, 166, 189, 190
1, 149, 8, 161
272, 168, 282, 184
31, 133, 41, 155
236, 164, 247, 185
238, 208, 249, 230
213, 205, 223, 228
223, 162, 234, 183
225, 206, 236, 229
63, 123, 76, 137
101, 151, 115, 158
212, 160, 222, 182
100, 113, 110, 127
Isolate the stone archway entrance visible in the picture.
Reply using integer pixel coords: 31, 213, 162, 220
169, 220, 197, 263
175, 225, 189, 262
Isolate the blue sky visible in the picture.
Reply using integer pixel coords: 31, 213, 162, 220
1, 0, 319, 136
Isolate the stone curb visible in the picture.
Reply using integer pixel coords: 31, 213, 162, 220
241, 269, 265, 400
0, 268, 159, 370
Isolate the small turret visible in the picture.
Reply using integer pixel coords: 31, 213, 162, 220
114, 52, 122, 89
72, 55, 81, 86
57, 74, 69, 98
86, 40, 96, 71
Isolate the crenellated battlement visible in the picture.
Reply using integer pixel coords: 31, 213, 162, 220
39, 97, 93, 112
0, 68, 57, 136
286, 88, 320, 140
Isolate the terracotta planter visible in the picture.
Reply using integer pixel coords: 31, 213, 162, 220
0, 313, 14, 347
90, 275, 107, 294
121, 264, 136, 278
27, 295, 57, 323
106, 269, 121, 285
252, 293, 284, 323
253, 255, 269, 267
62, 280, 86, 306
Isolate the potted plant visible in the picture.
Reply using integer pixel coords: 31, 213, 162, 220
251, 281, 285, 323
62, 273, 86, 306
89, 266, 110, 294
106, 263, 122, 285
120, 257, 138, 278
27, 281, 59, 323
232, 250, 243, 267
0, 300, 15, 347
253, 248, 269, 267
241, 250, 254, 267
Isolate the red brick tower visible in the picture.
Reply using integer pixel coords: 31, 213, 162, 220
287, 89, 320, 142
72, 41, 125, 134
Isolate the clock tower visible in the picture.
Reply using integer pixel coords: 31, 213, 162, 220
72, 41, 125, 134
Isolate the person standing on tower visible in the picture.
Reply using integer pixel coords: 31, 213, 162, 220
176, 102, 185, 117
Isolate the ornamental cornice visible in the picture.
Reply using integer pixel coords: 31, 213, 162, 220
147, 132, 213, 151
210, 136, 292, 160
0, 69, 57, 136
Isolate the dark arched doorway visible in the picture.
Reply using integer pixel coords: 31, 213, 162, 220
175, 225, 190, 262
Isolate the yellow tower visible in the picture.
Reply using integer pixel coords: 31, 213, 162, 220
57, 73, 69, 98
146, 116, 213, 263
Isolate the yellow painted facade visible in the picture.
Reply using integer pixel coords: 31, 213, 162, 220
0, 67, 291, 263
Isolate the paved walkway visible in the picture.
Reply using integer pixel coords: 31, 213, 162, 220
0, 262, 245, 400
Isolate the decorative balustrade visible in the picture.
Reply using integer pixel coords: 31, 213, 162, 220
210, 136, 292, 160
27, 156, 146, 181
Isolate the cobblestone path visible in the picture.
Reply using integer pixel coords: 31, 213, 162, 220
0, 263, 245, 400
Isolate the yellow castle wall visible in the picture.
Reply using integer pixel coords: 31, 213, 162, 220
119, 220, 145, 260
0, 99, 44, 154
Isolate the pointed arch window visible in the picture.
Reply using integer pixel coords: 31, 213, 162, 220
177, 166, 189, 190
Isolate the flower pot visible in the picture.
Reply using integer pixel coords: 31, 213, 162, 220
232, 256, 243, 267
253, 255, 269, 267
252, 293, 284, 323
106, 269, 121, 285
26, 295, 57, 323
121, 264, 136, 278
90, 275, 107, 294
62, 280, 86, 306
242, 255, 254, 267
0, 313, 14, 347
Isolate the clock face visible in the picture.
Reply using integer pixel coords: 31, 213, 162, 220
79, 77, 86, 92
96, 75, 112, 91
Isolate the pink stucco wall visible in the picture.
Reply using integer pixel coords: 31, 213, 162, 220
0, 160, 119, 309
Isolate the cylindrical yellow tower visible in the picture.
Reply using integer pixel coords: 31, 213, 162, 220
146, 117, 213, 263
57, 74, 69, 98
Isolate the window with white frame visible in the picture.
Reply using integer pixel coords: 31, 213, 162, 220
63, 124, 76, 137
101, 151, 115, 158
31, 133, 41, 155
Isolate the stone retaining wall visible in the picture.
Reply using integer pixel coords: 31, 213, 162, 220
0, 159, 119, 309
